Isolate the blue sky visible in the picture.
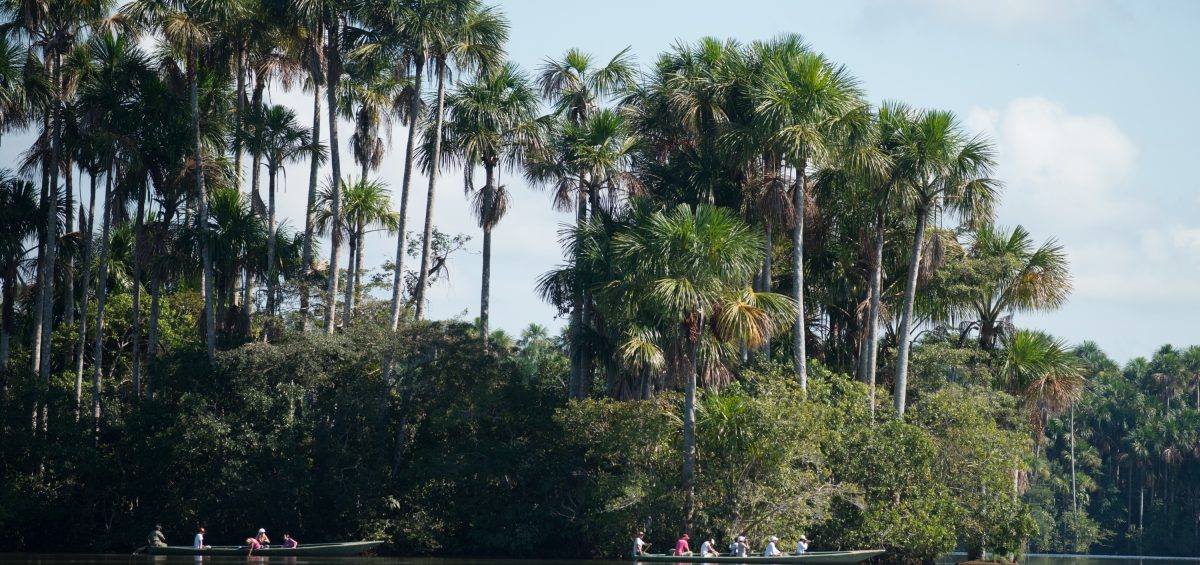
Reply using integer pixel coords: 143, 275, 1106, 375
10, 0, 1198, 362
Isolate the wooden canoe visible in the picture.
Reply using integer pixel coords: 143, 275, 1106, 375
139, 541, 384, 556
633, 550, 886, 564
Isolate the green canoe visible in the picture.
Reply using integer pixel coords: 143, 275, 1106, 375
633, 550, 886, 564
138, 541, 384, 556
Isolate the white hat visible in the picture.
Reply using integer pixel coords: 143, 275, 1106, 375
799, 535, 810, 542
770, 536, 779, 542
737, 536, 746, 542
258, 528, 266, 533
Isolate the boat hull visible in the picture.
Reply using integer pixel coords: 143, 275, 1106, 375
634, 550, 885, 564
142, 541, 384, 556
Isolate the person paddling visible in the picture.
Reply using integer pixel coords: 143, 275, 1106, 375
283, 533, 298, 549
763, 536, 783, 557
699, 537, 720, 557
193, 527, 209, 550
632, 531, 651, 556
147, 525, 167, 548
673, 534, 692, 556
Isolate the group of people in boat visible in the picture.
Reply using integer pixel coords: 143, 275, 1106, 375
633, 531, 811, 557
146, 525, 299, 551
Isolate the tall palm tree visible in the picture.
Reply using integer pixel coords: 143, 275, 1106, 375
413, 0, 509, 321
315, 177, 398, 324
593, 203, 795, 528
536, 46, 634, 398
891, 109, 999, 417
439, 62, 541, 350
122, 0, 225, 363
1001, 329, 1086, 445
255, 104, 315, 315
754, 38, 865, 392
0, 172, 38, 369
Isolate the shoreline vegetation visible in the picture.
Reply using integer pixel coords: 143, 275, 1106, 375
0, 0, 1197, 562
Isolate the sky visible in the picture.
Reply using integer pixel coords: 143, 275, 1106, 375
9, 0, 1199, 363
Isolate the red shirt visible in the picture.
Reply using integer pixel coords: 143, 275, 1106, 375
675, 539, 690, 555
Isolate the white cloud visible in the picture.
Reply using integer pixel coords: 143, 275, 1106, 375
891, 0, 1092, 30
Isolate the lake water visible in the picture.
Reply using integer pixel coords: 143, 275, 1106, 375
1, 555, 1198, 565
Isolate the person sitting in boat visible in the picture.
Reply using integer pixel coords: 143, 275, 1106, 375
795, 535, 810, 554
729, 535, 749, 557
673, 533, 692, 556
699, 537, 720, 557
245, 537, 262, 552
632, 531, 650, 556
283, 533, 298, 549
148, 525, 168, 548
256, 528, 271, 547
193, 527, 209, 550
763, 536, 783, 557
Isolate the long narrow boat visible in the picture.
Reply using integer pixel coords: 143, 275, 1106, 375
138, 541, 384, 556
634, 550, 886, 564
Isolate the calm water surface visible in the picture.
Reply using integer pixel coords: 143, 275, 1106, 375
1, 554, 1198, 565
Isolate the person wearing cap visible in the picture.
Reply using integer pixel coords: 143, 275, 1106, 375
673, 534, 692, 556
632, 531, 651, 557
283, 533, 298, 549
729, 536, 749, 557
699, 537, 720, 557
147, 525, 168, 548
255, 528, 271, 547
763, 536, 783, 557
193, 527, 209, 550
796, 535, 810, 554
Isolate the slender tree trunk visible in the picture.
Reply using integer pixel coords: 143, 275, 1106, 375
682, 315, 704, 530
37, 52, 63, 391
342, 232, 356, 325
267, 167, 279, 315
480, 165, 495, 351
353, 221, 364, 316
74, 172, 97, 416
32, 114, 49, 381
0, 269, 13, 369
148, 272, 160, 361
414, 62, 448, 321
64, 165, 74, 329
568, 181, 588, 399
324, 22, 344, 335
92, 169, 114, 433
792, 167, 807, 392
301, 81, 322, 332
762, 223, 772, 357
864, 207, 885, 415
131, 181, 146, 397
234, 47, 245, 191
389, 59, 423, 331
893, 203, 929, 418
190, 54, 217, 363
1070, 403, 1078, 514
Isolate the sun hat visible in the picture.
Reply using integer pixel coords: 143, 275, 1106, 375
258, 528, 266, 533
799, 535, 810, 542
770, 536, 779, 542
737, 536, 746, 542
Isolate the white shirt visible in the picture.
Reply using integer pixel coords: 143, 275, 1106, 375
700, 541, 715, 556
764, 542, 782, 556
633, 537, 647, 555
731, 542, 748, 557
193, 533, 204, 549
796, 540, 809, 554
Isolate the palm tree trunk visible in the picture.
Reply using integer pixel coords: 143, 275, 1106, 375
864, 207, 885, 415
131, 180, 146, 397
893, 203, 929, 418
92, 168, 114, 433
32, 115, 49, 381
267, 167, 278, 316
190, 53, 217, 363
234, 47, 245, 191
37, 52, 64, 392
148, 272, 160, 362
414, 61, 448, 321
342, 232, 356, 325
64, 165, 74, 329
792, 168, 807, 392
569, 181, 588, 400
323, 22, 344, 335
74, 172, 96, 416
301, 80, 322, 333
480, 165, 495, 351
353, 220, 365, 316
682, 314, 704, 530
0, 268, 14, 369
389, 59, 424, 331
762, 223, 772, 357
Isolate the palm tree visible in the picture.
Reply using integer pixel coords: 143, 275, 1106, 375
0, 172, 38, 369
338, 60, 401, 182
891, 109, 999, 417
536, 46, 635, 398
253, 103, 314, 315
413, 0, 509, 321
123, 0, 223, 362
954, 224, 1072, 350
315, 177, 398, 324
592, 203, 795, 528
754, 37, 865, 392
1001, 329, 1086, 446
439, 62, 541, 349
